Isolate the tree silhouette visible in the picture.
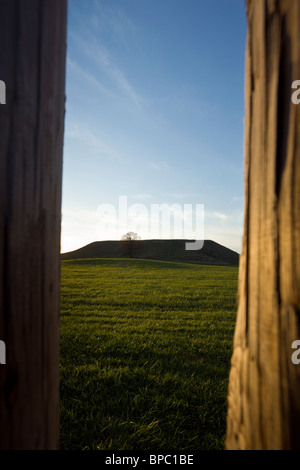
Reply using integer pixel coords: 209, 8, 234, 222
120, 232, 141, 258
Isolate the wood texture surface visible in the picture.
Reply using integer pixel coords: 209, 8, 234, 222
0, 0, 67, 449
226, 0, 300, 450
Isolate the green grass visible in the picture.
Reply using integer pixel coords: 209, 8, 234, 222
59, 258, 238, 450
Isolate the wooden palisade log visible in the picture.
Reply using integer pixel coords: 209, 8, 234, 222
226, 0, 300, 449
0, 0, 67, 449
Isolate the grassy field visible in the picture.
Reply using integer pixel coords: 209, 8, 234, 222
59, 258, 238, 450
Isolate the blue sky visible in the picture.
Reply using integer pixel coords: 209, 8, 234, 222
61, 0, 247, 254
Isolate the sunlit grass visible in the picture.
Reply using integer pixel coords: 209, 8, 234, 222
60, 258, 238, 450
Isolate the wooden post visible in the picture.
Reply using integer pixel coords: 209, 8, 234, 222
0, 0, 67, 449
226, 0, 300, 449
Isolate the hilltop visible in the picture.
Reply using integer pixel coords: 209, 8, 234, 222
61, 239, 239, 266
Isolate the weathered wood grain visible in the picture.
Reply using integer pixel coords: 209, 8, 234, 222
0, 0, 67, 449
226, 0, 300, 450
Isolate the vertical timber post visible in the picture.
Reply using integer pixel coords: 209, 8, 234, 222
0, 0, 67, 449
226, 0, 300, 449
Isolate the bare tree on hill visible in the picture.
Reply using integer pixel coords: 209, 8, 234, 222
120, 232, 141, 258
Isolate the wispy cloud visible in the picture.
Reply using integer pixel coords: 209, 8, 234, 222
67, 58, 110, 97
212, 211, 229, 221
65, 122, 121, 161
147, 161, 169, 172
91, 43, 142, 107
69, 29, 143, 108
94, 0, 136, 46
